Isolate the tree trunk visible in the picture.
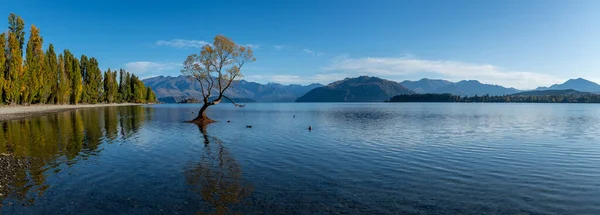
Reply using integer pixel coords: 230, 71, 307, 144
188, 103, 215, 124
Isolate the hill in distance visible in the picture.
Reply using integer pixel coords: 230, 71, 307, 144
143, 75, 323, 102
536, 78, 600, 92
296, 76, 414, 102
400, 78, 452, 93
401, 78, 520, 96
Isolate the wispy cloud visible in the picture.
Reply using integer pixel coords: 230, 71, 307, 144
273, 45, 284, 50
155, 39, 209, 49
124, 61, 181, 79
245, 44, 260, 49
303, 48, 324, 57
324, 56, 561, 89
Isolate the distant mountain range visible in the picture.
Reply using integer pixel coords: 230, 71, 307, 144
143, 75, 600, 103
535, 78, 600, 92
142, 75, 323, 102
400, 78, 520, 96
296, 76, 414, 102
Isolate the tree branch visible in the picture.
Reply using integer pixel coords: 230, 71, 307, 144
222, 95, 243, 107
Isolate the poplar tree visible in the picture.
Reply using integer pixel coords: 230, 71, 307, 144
118, 69, 129, 103
0, 33, 6, 103
111, 70, 118, 102
8, 13, 24, 56
103, 69, 110, 102
146, 86, 156, 103
45, 44, 58, 104
79, 55, 89, 103
57, 53, 70, 104
69, 53, 82, 104
86, 57, 102, 103
125, 72, 132, 102
131, 74, 146, 103
24, 24, 45, 104
5, 32, 22, 104
104, 69, 118, 103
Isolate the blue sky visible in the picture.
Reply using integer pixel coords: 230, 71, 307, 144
3, 0, 600, 89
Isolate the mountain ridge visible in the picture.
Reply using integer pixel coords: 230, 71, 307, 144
401, 78, 520, 96
142, 75, 323, 102
144, 75, 600, 103
535, 78, 600, 92
296, 76, 415, 102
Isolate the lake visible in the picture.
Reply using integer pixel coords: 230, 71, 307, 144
1, 103, 600, 214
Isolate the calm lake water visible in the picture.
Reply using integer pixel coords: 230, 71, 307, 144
1, 103, 600, 214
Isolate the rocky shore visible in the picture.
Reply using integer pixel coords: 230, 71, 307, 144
0, 153, 29, 207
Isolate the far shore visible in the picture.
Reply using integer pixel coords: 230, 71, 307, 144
0, 103, 148, 122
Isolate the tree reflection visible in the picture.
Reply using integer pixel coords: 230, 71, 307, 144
0, 106, 151, 207
119, 105, 152, 138
185, 125, 253, 215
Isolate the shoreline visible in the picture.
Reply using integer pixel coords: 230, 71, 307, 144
0, 103, 147, 122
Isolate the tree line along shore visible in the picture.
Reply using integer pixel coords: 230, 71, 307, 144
0, 13, 157, 106
389, 93, 600, 103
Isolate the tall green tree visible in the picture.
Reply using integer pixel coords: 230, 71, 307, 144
117, 69, 124, 102
125, 71, 132, 102
24, 24, 45, 104
79, 55, 89, 103
8, 13, 25, 56
111, 70, 118, 102
0, 33, 6, 103
63, 50, 81, 104
103, 69, 110, 102
5, 32, 23, 104
85, 57, 102, 103
103, 69, 118, 103
57, 53, 70, 104
70, 53, 82, 104
44, 44, 58, 104
146, 86, 156, 103
131, 74, 146, 103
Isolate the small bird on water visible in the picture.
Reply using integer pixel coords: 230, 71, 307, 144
227, 120, 231, 123
308, 126, 312, 131
246, 125, 252, 128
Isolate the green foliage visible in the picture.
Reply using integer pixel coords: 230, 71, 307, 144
117, 69, 127, 103
5, 32, 22, 104
87, 58, 103, 103
79, 55, 89, 103
8, 13, 25, 56
24, 24, 45, 104
130, 74, 146, 103
64, 51, 82, 104
44, 44, 58, 104
146, 86, 156, 103
57, 53, 71, 104
0, 33, 6, 103
80, 55, 103, 104
103, 69, 118, 103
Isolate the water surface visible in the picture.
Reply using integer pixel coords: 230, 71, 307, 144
1, 103, 600, 214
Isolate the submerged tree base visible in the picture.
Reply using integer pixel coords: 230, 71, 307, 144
185, 117, 216, 125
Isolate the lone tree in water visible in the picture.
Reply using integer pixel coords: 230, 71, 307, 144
181, 35, 255, 124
